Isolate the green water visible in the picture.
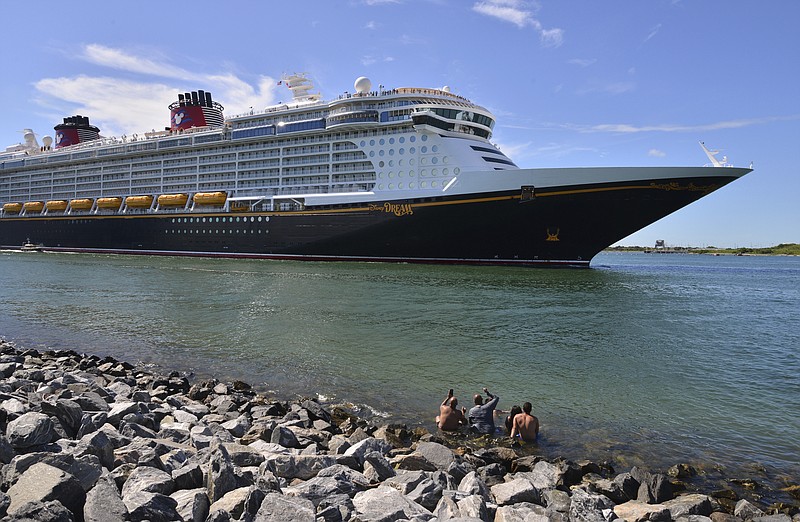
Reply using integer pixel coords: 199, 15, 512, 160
1, 250, 798, 485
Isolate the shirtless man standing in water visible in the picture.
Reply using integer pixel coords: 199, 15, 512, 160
510, 401, 539, 442
436, 389, 467, 431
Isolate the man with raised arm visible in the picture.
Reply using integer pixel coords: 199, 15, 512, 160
468, 387, 500, 435
436, 388, 467, 431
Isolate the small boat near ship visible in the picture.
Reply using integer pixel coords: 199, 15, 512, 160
0, 74, 752, 267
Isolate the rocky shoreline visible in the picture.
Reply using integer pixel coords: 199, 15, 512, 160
0, 340, 797, 522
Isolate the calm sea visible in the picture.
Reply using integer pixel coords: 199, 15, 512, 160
1, 250, 798, 485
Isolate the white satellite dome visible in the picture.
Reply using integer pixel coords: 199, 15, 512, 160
42, 136, 53, 148
442, 85, 451, 93
354, 76, 372, 94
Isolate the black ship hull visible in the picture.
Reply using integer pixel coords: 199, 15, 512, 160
0, 174, 741, 267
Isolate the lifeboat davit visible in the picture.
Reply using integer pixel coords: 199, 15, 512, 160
45, 200, 68, 212
3, 202, 23, 214
69, 198, 94, 210
23, 201, 44, 213
126, 195, 154, 208
193, 191, 227, 206
97, 197, 123, 209
157, 193, 188, 207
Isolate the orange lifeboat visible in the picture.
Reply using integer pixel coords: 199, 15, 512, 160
125, 195, 154, 208
193, 191, 227, 206
69, 198, 94, 210
157, 193, 188, 207
45, 200, 68, 212
3, 202, 23, 214
97, 197, 123, 209
23, 201, 44, 213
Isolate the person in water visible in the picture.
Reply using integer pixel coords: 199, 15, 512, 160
436, 388, 467, 431
504, 405, 523, 435
468, 387, 500, 435
510, 401, 539, 442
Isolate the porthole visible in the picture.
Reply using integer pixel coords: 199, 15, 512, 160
410, 136, 416, 142
236, 217, 240, 222
378, 184, 384, 190
420, 157, 427, 165
388, 183, 394, 189
454, 167, 460, 174
388, 172, 395, 178
369, 151, 375, 157
409, 158, 415, 165
409, 182, 416, 188
431, 180, 438, 187
421, 169, 428, 177
432, 145, 438, 152
399, 137, 405, 143
443, 168, 449, 175
389, 149, 394, 156
379, 161, 385, 168
360, 140, 366, 147
265, 216, 270, 222
399, 148, 405, 155
432, 169, 439, 176
421, 146, 428, 154
409, 170, 415, 177
410, 147, 416, 154
370, 139, 375, 146
398, 171, 405, 177
389, 137, 395, 144
388, 160, 394, 167
432, 157, 438, 164
202, 217, 206, 223
421, 135, 428, 141
379, 138, 385, 145
420, 181, 427, 188
398, 159, 404, 166
379, 150, 384, 156
398, 182, 404, 189
443, 156, 449, 164
258, 216, 262, 222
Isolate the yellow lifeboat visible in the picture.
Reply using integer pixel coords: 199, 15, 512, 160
193, 191, 227, 206
23, 201, 44, 213
230, 202, 250, 212
97, 197, 123, 209
125, 195, 154, 208
3, 202, 23, 214
157, 193, 188, 207
45, 200, 68, 212
69, 198, 94, 210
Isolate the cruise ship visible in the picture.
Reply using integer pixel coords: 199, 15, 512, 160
0, 74, 751, 267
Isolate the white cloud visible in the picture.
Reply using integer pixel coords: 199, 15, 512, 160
644, 23, 662, 43
34, 45, 280, 138
472, 1, 563, 47
565, 115, 800, 134
365, 20, 378, 29
568, 58, 597, 67
648, 148, 667, 157
363, 0, 400, 5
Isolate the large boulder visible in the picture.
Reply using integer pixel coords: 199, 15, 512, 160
662, 494, 713, 519
6, 462, 86, 520
84, 475, 128, 522
415, 441, 456, 470
569, 488, 617, 522
253, 492, 315, 521
171, 488, 210, 522
352, 485, 433, 521
123, 490, 181, 522
121, 466, 175, 497
6, 412, 57, 449
491, 477, 541, 506
613, 500, 671, 522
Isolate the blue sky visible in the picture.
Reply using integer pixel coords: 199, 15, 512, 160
2, 0, 797, 247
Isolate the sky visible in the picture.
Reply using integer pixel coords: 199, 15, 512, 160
1, 0, 798, 248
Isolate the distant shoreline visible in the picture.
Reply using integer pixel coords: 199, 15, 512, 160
605, 243, 800, 256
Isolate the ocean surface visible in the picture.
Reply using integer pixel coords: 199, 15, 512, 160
1, 250, 798, 487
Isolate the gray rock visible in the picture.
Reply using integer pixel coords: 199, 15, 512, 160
416, 441, 456, 470
519, 460, 562, 492
409, 477, 444, 511
41, 398, 84, 437
662, 494, 713, 519
343, 436, 392, 464
491, 477, 541, 506
74, 429, 115, 470
284, 464, 369, 506
392, 452, 438, 471
123, 490, 181, 522
221, 414, 249, 438
6, 411, 57, 449
172, 462, 204, 491
638, 473, 673, 504
171, 488, 210, 522
433, 494, 461, 520
270, 426, 300, 448
734, 499, 766, 521
208, 486, 250, 520
5, 499, 75, 522
73, 391, 110, 412
6, 462, 86, 520
458, 471, 491, 502
495, 501, 549, 522
207, 443, 238, 502
569, 488, 617, 522
457, 494, 489, 520
221, 442, 265, 467
753, 516, 793, 522
542, 488, 571, 513
0, 434, 14, 464
384, 470, 429, 495
107, 401, 140, 426
122, 465, 175, 497
2, 398, 27, 417
253, 491, 315, 521
614, 500, 672, 522
613, 472, 641, 502
0, 490, 8, 518
364, 450, 397, 483
353, 485, 434, 521
84, 475, 127, 522
316, 493, 355, 522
